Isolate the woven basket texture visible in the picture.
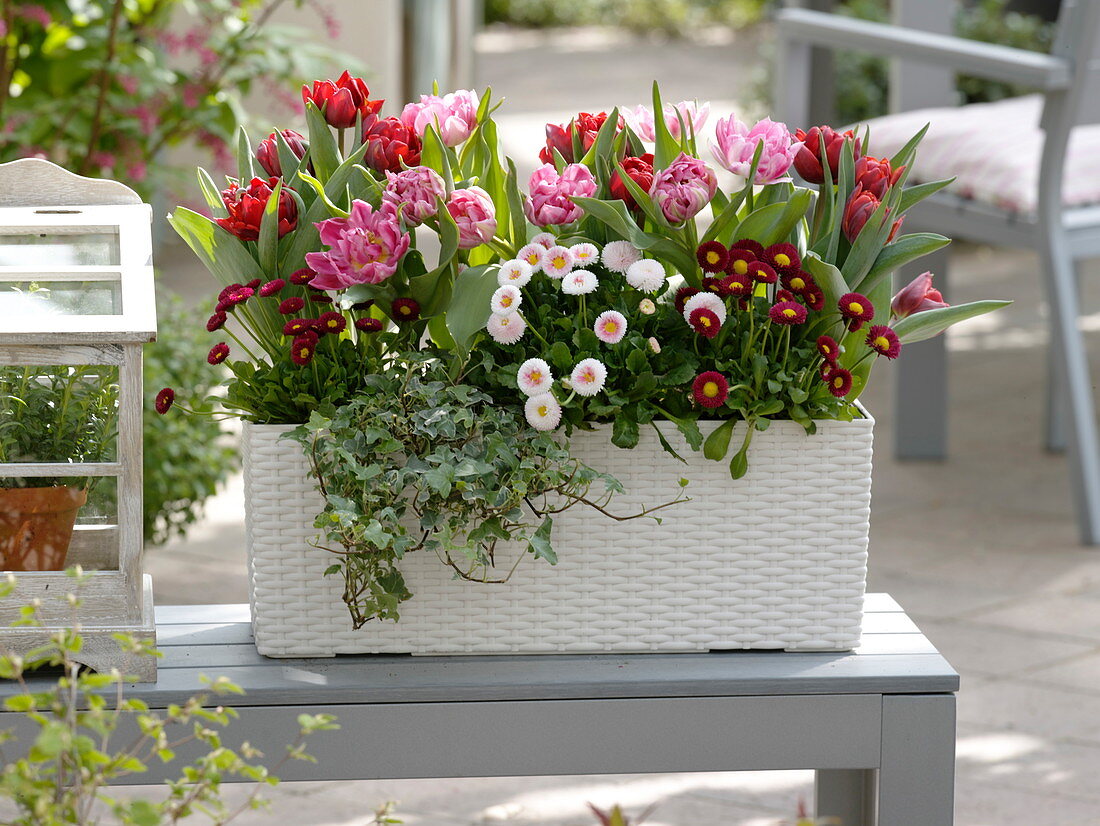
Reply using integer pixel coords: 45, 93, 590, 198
244, 414, 873, 656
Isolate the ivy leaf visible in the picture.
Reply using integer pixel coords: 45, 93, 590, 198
529, 517, 557, 564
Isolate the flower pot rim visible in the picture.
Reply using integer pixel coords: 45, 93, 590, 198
0, 484, 88, 513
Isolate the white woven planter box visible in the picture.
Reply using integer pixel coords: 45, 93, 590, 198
244, 411, 873, 657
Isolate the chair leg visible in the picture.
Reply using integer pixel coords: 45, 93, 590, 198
1044, 261, 1086, 453
894, 249, 949, 460
1039, 238, 1100, 545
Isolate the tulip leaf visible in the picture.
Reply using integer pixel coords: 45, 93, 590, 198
855, 232, 951, 295
898, 177, 955, 214
168, 207, 265, 284
892, 300, 1012, 344
732, 187, 812, 247
235, 126, 256, 182
196, 168, 228, 217
581, 106, 621, 174
702, 418, 736, 461
505, 158, 528, 247
651, 81, 680, 170
422, 122, 454, 192
802, 253, 848, 335
304, 100, 341, 182
889, 122, 930, 172
446, 263, 498, 352
613, 160, 666, 228
273, 131, 303, 189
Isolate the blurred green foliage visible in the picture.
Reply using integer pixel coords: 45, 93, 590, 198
833, 0, 1056, 124
0, 0, 356, 203
142, 292, 237, 546
484, 0, 769, 33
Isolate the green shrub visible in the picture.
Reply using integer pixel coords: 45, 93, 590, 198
484, 0, 771, 34
142, 293, 237, 547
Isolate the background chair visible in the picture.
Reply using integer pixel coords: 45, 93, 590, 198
774, 0, 1100, 544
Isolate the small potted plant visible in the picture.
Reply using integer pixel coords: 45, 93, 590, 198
0, 365, 117, 571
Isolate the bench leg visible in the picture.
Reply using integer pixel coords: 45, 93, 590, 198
877, 694, 956, 826
815, 769, 874, 826
894, 250, 950, 460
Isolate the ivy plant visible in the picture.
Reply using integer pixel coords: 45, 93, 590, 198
291, 352, 685, 628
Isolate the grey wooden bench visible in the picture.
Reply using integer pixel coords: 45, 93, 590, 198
1, 594, 958, 825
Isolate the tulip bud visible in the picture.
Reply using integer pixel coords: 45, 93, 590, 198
891, 271, 949, 319
255, 129, 308, 178
793, 125, 862, 185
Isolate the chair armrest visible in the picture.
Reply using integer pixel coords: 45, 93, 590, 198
775, 8, 1071, 90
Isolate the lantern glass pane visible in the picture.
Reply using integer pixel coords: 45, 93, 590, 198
0, 365, 119, 466
0, 230, 120, 267
0, 278, 122, 318
0, 475, 119, 572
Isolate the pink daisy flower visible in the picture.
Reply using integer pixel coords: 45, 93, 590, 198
524, 393, 562, 431
570, 358, 607, 396
498, 259, 534, 287
594, 310, 628, 344
517, 358, 553, 396
602, 240, 642, 274
542, 245, 574, 279
517, 243, 546, 272
486, 313, 526, 344
491, 285, 522, 316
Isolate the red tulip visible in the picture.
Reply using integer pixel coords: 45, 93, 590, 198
302, 71, 383, 130
362, 115, 422, 173
854, 155, 904, 200
539, 111, 616, 164
793, 125, 861, 184
215, 177, 298, 241
609, 153, 655, 210
256, 129, 308, 178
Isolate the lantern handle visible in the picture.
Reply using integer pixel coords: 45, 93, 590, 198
0, 158, 143, 207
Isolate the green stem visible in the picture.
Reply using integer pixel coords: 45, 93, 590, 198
80, 0, 126, 175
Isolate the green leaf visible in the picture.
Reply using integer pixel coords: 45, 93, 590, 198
446, 264, 499, 351
529, 517, 556, 564
236, 126, 256, 181
304, 100, 341, 181
729, 446, 749, 479
197, 168, 228, 216
892, 300, 1012, 344
732, 188, 812, 248
256, 179, 283, 274
890, 122, 930, 171
612, 414, 640, 448
651, 81, 680, 169
168, 207, 264, 284
854, 233, 951, 295
703, 418, 736, 461
899, 177, 954, 213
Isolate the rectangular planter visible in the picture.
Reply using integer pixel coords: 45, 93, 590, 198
244, 411, 873, 657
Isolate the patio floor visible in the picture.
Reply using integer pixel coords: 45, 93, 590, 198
145, 23, 1100, 826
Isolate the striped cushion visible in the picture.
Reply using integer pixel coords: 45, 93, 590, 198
860, 95, 1100, 214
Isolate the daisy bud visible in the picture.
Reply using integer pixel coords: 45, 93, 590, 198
639, 298, 656, 315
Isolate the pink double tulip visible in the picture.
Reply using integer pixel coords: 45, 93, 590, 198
399, 89, 479, 147
447, 187, 497, 249
710, 116, 801, 184
891, 272, 949, 318
305, 200, 410, 290
524, 163, 597, 226
649, 153, 717, 224
382, 166, 446, 226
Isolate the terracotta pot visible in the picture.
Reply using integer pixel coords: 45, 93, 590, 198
0, 485, 87, 571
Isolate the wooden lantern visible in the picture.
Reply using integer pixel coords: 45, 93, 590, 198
0, 159, 157, 680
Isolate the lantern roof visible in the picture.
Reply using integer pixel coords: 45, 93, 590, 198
0, 159, 156, 345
